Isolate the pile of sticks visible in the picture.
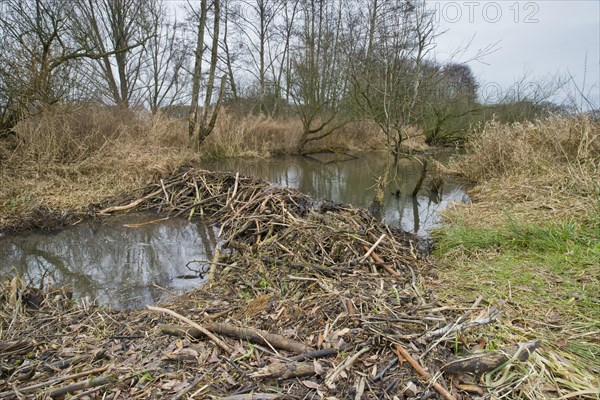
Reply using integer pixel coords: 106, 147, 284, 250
0, 168, 539, 399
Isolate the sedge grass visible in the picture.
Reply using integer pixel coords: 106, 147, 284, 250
433, 115, 600, 399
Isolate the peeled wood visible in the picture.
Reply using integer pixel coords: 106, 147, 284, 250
160, 322, 312, 354
443, 339, 541, 375
219, 394, 282, 400
395, 344, 456, 400
148, 306, 232, 354
249, 362, 315, 380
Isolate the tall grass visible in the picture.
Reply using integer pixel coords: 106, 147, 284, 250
0, 106, 198, 228
434, 116, 600, 399
201, 110, 385, 158
0, 105, 387, 229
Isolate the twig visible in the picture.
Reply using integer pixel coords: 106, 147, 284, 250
361, 234, 386, 261
325, 347, 370, 389
395, 343, 456, 400
147, 306, 232, 354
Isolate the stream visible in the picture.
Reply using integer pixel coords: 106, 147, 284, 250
0, 152, 468, 308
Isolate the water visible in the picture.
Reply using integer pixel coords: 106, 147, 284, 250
202, 151, 469, 235
0, 152, 468, 308
0, 213, 218, 309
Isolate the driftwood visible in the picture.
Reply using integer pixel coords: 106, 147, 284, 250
395, 343, 456, 400
443, 339, 541, 375
249, 362, 315, 379
159, 322, 312, 354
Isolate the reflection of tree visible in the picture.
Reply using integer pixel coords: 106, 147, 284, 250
0, 215, 218, 308
412, 196, 420, 234
198, 153, 469, 235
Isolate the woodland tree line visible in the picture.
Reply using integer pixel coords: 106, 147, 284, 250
0, 0, 565, 152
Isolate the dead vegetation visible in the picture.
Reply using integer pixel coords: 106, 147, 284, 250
1, 169, 540, 399
0, 106, 388, 232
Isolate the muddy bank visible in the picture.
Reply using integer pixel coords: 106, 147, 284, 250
1, 169, 530, 399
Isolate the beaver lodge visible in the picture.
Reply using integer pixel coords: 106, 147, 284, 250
1, 168, 539, 399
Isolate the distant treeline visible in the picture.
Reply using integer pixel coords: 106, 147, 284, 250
0, 0, 579, 151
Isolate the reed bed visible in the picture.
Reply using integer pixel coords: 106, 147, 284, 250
1, 168, 534, 399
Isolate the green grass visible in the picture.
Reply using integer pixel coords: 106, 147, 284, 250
433, 214, 600, 398
434, 217, 599, 320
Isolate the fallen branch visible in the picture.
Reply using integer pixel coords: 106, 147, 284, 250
48, 374, 116, 399
422, 307, 500, 339
290, 348, 338, 362
0, 366, 110, 398
97, 188, 163, 215
395, 343, 456, 400
148, 306, 232, 354
159, 322, 311, 354
249, 362, 315, 380
363, 245, 403, 278
361, 234, 386, 261
443, 339, 541, 375
218, 394, 281, 400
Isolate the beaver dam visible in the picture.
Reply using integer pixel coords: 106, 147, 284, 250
1, 168, 539, 399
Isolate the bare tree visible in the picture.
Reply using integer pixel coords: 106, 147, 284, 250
140, 4, 191, 114
350, 0, 437, 157
0, 0, 82, 127
188, 0, 227, 148
288, 0, 351, 153
70, 0, 157, 107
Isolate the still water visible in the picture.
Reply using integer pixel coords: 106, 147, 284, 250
0, 213, 218, 308
202, 152, 469, 235
0, 152, 468, 308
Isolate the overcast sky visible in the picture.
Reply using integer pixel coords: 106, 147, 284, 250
426, 0, 600, 109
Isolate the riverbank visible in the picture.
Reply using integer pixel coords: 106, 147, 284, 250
433, 116, 600, 399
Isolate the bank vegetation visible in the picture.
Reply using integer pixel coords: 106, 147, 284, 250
434, 115, 600, 399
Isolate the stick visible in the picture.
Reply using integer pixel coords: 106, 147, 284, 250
159, 322, 311, 354
325, 347, 370, 389
361, 234, 386, 261
395, 344, 456, 400
48, 374, 116, 399
0, 366, 110, 397
147, 306, 232, 354
218, 394, 281, 400
249, 362, 315, 380
97, 188, 163, 215
363, 246, 403, 278
289, 348, 338, 362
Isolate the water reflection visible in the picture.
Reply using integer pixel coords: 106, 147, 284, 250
202, 152, 468, 235
0, 213, 218, 308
